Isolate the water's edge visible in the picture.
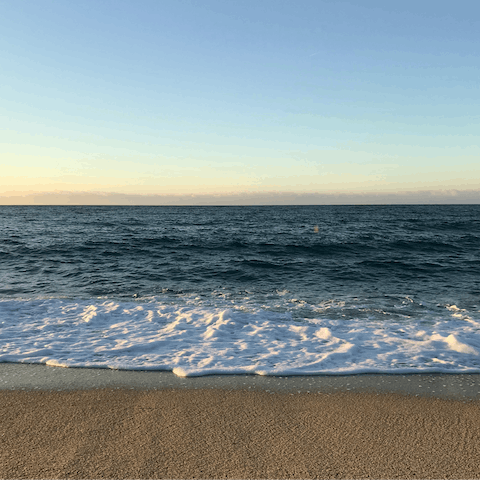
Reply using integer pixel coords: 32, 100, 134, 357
1, 363, 480, 400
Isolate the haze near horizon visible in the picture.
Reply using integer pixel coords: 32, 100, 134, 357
1, 0, 479, 205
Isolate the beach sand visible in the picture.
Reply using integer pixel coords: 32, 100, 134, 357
1, 367, 480, 479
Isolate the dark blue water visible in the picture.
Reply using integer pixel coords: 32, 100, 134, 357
1, 205, 479, 305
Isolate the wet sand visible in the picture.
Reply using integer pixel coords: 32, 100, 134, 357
1, 365, 480, 479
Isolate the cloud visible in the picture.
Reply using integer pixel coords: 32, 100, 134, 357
1, 189, 479, 205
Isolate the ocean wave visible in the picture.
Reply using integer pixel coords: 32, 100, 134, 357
1, 294, 479, 376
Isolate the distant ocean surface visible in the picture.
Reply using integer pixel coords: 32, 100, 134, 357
1, 205, 480, 376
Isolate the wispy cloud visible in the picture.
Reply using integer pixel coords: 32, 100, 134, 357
1, 190, 479, 206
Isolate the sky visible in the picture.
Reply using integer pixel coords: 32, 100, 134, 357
1, 0, 479, 205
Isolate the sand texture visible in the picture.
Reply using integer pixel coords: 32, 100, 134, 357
1, 388, 480, 479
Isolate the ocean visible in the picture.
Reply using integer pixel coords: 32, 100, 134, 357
1, 204, 479, 376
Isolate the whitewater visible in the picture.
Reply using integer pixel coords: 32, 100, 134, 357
1, 293, 479, 376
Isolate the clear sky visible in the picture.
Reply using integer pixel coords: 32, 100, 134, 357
1, 0, 479, 204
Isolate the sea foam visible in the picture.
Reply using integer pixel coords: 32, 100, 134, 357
1, 294, 479, 376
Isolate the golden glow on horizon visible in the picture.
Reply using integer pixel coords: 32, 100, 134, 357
2, 152, 479, 198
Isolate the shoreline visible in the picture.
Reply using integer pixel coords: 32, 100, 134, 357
1, 363, 480, 400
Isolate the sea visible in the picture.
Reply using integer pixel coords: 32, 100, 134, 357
1, 205, 479, 376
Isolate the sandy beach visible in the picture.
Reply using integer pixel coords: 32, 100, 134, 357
1, 366, 480, 479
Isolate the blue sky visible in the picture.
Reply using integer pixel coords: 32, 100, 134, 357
1, 0, 479, 203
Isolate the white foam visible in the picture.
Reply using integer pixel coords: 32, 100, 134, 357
0, 294, 479, 376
